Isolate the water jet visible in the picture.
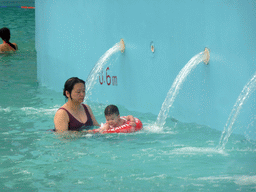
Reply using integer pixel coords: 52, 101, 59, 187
155, 48, 210, 128
85, 40, 124, 101
218, 72, 256, 150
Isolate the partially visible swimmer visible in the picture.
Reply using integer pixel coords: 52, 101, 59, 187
0, 27, 18, 53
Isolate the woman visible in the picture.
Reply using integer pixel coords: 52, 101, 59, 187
54, 77, 100, 132
0, 27, 18, 52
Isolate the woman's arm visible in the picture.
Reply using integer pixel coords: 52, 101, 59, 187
54, 109, 69, 132
86, 104, 100, 126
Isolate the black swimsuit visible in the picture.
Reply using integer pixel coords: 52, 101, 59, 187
58, 104, 93, 131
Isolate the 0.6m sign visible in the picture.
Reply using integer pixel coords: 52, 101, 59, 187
99, 67, 117, 86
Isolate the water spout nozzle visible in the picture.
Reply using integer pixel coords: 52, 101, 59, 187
204, 48, 210, 65
150, 41, 155, 53
151, 45, 155, 53
120, 39, 125, 53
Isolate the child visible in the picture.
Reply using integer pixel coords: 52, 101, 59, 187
98, 105, 136, 133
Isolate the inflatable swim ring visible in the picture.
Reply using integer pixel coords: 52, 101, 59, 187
93, 117, 143, 134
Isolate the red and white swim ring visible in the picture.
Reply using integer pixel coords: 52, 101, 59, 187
93, 117, 143, 134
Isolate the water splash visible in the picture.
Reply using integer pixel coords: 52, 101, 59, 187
85, 42, 122, 101
155, 51, 207, 128
244, 114, 256, 145
218, 72, 256, 150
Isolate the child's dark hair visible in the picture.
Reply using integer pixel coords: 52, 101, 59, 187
63, 77, 85, 99
0, 27, 16, 50
104, 105, 119, 116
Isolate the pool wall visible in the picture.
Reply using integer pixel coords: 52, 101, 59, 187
35, 0, 256, 133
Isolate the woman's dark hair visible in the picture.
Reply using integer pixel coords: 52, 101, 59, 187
63, 77, 85, 99
104, 105, 119, 116
0, 27, 16, 50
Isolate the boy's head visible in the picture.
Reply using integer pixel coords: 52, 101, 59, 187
104, 105, 119, 116
104, 105, 120, 127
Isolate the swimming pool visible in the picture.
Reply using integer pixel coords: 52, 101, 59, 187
0, 7, 256, 192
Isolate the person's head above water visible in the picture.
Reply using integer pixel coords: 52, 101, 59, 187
104, 105, 120, 116
0, 27, 11, 41
0, 27, 16, 50
63, 77, 85, 99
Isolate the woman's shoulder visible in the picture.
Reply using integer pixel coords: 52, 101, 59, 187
55, 105, 69, 117
82, 104, 91, 111
82, 103, 89, 107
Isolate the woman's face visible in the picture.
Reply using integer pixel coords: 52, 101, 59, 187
69, 83, 85, 103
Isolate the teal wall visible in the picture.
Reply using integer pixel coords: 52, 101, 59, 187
36, 0, 256, 133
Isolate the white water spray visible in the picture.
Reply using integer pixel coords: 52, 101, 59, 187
218, 72, 256, 150
155, 50, 209, 128
85, 40, 124, 101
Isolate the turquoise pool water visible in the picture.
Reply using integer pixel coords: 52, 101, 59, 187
0, 7, 256, 192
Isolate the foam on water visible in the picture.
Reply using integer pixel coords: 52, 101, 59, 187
143, 122, 178, 135
244, 114, 256, 145
0, 107, 11, 112
21, 106, 59, 115
197, 175, 256, 186
170, 147, 227, 156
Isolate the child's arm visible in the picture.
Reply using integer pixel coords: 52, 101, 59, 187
99, 123, 110, 133
125, 115, 136, 127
